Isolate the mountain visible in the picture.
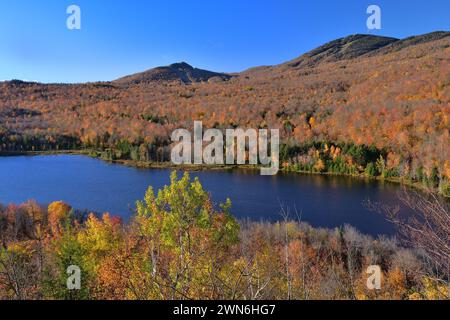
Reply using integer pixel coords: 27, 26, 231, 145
365, 31, 450, 56
5, 32, 448, 86
114, 62, 232, 85
114, 34, 409, 84
243, 31, 449, 75
0, 31, 448, 186
283, 34, 398, 69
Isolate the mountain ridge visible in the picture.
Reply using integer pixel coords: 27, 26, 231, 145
113, 61, 232, 85
0, 31, 448, 188
99, 31, 450, 84
2, 31, 448, 86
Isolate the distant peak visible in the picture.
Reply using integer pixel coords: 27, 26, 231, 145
114, 62, 231, 85
339, 34, 398, 41
283, 34, 398, 68
169, 62, 193, 69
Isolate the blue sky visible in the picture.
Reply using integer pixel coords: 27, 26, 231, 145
0, 0, 448, 83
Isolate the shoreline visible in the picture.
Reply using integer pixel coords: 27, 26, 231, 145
0, 149, 441, 195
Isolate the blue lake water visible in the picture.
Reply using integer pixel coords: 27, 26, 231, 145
0, 155, 413, 236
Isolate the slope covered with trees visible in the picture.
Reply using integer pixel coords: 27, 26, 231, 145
0, 32, 449, 193
0, 172, 448, 300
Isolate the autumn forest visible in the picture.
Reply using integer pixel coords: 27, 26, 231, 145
0, 32, 449, 193
0, 172, 449, 300
0, 31, 449, 300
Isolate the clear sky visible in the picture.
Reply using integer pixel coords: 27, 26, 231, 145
0, 0, 449, 83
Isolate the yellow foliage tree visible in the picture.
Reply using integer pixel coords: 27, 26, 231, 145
47, 201, 71, 236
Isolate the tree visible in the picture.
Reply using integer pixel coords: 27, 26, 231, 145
365, 162, 378, 177
376, 156, 386, 178
132, 171, 239, 299
42, 226, 91, 300
48, 201, 71, 237
366, 189, 449, 294
0, 242, 38, 299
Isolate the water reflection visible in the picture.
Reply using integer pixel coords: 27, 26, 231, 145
0, 155, 414, 237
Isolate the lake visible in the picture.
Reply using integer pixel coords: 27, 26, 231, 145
0, 155, 413, 236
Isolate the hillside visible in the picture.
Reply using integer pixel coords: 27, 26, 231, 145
114, 62, 232, 85
283, 34, 397, 68
0, 31, 449, 191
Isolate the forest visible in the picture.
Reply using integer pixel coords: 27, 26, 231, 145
0, 32, 449, 194
0, 32, 449, 299
0, 172, 448, 300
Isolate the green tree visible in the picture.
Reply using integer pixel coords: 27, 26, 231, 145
42, 230, 91, 300
133, 171, 239, 299
376, 155, 386, 178
365, 162, 379, 177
